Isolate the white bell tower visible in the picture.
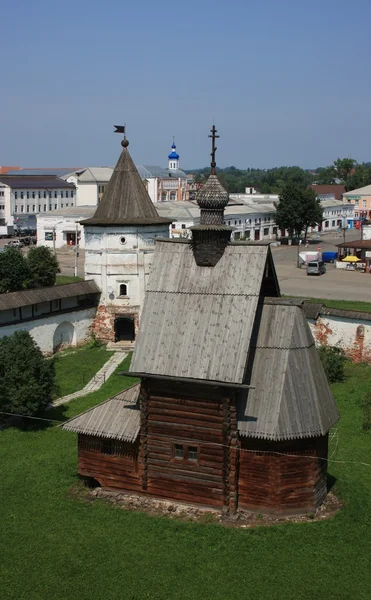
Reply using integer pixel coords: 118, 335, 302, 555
168, 138, 180, 170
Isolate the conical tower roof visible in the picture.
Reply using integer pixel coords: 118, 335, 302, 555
82, 137, 171, 227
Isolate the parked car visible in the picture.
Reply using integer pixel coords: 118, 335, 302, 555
306, 260, 326, 276
4, 239, 25, 248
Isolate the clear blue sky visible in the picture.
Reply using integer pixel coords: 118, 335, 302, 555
1, 0, 370, 170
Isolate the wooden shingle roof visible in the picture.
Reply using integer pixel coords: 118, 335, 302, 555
237, 304, 339, 440
130, 241, 278, 384
63, 384, 141, 442
81, 144, 171, 227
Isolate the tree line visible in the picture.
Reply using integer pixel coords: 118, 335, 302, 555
0, 246, 59, 293
188, 157, 371, 194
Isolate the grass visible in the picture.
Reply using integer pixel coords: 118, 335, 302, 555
1, 361, 371, 600
286, 295, 371, 313
53, 345, 114, 398
55, 275, 84, 286
50, 353, 137, 421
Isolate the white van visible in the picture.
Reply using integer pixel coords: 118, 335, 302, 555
306, 261, 326, 276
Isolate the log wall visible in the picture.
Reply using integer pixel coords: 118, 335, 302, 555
141, 380, 237, 509
77, 435, 141, 492
238, 435, 328, 514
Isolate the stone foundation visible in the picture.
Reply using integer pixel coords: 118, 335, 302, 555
92, 304, 139, 343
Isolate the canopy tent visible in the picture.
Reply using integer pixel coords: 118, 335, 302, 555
342, 256, 361, 263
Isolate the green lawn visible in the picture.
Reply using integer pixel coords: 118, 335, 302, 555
1, 361, 371, 600
55, 275, 84, 286
287, 295, 371, 313
50, 353, 137, 420
53, 345, 114, 398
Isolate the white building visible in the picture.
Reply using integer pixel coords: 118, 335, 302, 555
36, 206, 96, 249
308, 200, 354, 233
0, 175, 76, 230
81, 136, 171, 344
63, 167, 114, 207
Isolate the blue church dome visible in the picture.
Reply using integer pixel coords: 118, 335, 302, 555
168, 143, 179, 160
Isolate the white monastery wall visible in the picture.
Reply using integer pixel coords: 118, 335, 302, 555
0, 307, 96, 354
308, 314, 371, 363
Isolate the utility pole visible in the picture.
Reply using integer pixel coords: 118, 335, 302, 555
74, 222, 79, 277
296, 238, 302, 268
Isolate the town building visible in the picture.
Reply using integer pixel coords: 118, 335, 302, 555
309, 184, 346, 201
343, 184, 371, 227
316, 200, 354, 232
62, 167, 114, 206
0, 175, 76, 230
138, 141, 191, 204
81, 132, 171, 345
0, 281, 100, 353
64, 126, 338, 515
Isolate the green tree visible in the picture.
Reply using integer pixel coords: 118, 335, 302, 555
0, 248, 30, 293
0, 331, 55, 417
274, 183, 303, 238
27, 246, 59, 288
345, 163, 371, 191
333, 158, 357, 183
301, 188, 323, 239
274, 183, 323, 240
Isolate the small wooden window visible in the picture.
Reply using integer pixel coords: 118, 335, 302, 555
174, 444, 184, 459
188, 447, 198, 461
119, 284, 127, 296
172, 443, 199, 463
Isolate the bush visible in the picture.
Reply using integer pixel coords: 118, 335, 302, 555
318, 345, 346, 383
0, 331, 56, 417
359, 392, 371, 431
0, 248, 30, 293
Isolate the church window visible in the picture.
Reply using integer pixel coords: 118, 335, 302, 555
181, 224, 186, 229
171, 224, 175, 229
120, 237, 127, 245
119, 284, 128, 296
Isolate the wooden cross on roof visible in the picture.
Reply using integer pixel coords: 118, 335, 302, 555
208, 124, 219, 175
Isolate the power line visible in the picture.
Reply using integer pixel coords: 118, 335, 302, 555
1, 411, 371, 469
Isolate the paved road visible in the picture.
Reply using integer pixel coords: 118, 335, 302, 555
271, 230, 371, 301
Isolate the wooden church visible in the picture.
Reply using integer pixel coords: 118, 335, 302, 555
64, 127, 339, 514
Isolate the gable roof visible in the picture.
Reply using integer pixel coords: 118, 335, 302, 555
0, 280, 100, 311
0, 176, 75, 189
81, 145, 171, 227
130, 241, 279, 384
63, 167, 114, 183
237, 303, 339, 440
63, 383, 140, 442
343, 184, 371, 196
309, 184, 346, 199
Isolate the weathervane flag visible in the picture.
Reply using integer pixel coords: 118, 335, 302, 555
114, 125, 126, 134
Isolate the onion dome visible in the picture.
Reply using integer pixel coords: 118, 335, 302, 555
168, 143, 179, 160
190, 125, 233, 266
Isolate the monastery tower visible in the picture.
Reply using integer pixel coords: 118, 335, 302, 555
82, 129, 171, 344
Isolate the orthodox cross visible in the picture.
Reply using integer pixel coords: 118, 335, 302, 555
208, 124, 219, 174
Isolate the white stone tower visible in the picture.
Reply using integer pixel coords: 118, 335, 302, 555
82, 129, 171, 344
168, 139, 180, 171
